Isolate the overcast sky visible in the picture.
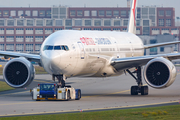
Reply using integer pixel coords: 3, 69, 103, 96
0, 0, 180, 18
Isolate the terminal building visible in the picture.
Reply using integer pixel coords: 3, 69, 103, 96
0, 4, 179, 54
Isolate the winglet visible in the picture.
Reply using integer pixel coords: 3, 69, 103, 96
127, 0, 138, 34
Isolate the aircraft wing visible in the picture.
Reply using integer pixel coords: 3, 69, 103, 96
144, 41, 180, 49
0, 51, 41, 63
111, 53, 180, 71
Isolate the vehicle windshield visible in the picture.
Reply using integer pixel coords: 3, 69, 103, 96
40, 84, 55, 91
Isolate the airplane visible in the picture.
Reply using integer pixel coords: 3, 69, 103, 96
0, 0, 180, 95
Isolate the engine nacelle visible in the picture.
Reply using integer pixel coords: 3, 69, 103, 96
3, 57, 35, 88
143, 57, 176, 89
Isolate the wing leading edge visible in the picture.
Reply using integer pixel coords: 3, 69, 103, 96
144, 41, 180, 49
111, 52, 180, 71
0, 51, 41, 63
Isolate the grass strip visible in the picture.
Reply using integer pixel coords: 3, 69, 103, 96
0, 104, 180, 120
0, 81, 14, 92
34, 66, 47, 74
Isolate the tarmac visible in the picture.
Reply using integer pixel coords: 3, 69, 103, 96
0, 68, 180, 117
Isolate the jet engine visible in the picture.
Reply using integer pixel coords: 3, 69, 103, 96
3, 57, 35, 88
143, 57, 176, 89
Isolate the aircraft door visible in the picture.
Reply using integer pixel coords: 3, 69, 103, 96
126, 37, 134, 57
77, 41, 85, 59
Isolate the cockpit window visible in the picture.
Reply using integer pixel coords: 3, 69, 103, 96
43, 45, 69, 51
43, 46, 49, 51
65, 46, 69, 51
61, 46, 65, 50
54, 46, 61, 50
47, 46, 53, 50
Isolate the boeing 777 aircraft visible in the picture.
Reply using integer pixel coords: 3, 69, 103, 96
0, 0, 180, 95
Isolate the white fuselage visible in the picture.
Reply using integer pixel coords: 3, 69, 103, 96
40, 30, 144, 78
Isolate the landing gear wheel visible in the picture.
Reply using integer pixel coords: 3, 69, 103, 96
131, 86, 138, 95
76, 90, 81, 100
141, 86, 148, 95
127, 66, 149, 96
67, 90, 70, 101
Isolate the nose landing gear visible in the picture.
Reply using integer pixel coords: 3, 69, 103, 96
126, 66, 148, 95
52, 74, 66, 87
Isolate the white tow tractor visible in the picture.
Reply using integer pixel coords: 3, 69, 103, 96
31, 83, 81, 101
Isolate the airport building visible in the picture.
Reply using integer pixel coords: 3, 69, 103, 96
0, 5, 179, 53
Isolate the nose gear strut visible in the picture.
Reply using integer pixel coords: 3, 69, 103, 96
52, 74, 66, 88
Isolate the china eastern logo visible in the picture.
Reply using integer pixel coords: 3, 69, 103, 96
80, 37, 96, 45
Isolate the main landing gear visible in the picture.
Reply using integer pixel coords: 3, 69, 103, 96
126, 66, 148, 95
52, 74, 66, 87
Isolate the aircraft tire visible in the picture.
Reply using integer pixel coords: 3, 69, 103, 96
141, 86, 148, 95
131, 86, 138, 95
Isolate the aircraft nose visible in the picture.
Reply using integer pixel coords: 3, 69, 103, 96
43, 51, 61, 74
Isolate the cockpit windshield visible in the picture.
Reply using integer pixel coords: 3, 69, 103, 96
65, 46, 69, 51
47, 46, 53, 50
54, 46, 61, 50
61, 46, 65, 50
43, 45, 69, 51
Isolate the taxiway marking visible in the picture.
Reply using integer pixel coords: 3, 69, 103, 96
82, 90, 130, 98
0, 101, 38, 106
0, 100, 178, 117
0, 91, 30, 96
34, 80, 52, 83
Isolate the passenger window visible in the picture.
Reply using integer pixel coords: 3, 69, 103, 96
65, 46, 69, 51
54, 46, 61, 50
47, 46, 53, 50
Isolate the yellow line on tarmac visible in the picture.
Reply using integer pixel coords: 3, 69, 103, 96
120, 100, 179, 108
0, 100, 178, 117
34, 80, 52, 83
0, 90, 30, 96
82, 84, 149, 98
79, 100, 179, 112
0, 101, 39, 106
112, 90, 130, 94
82, 90, 130, 98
